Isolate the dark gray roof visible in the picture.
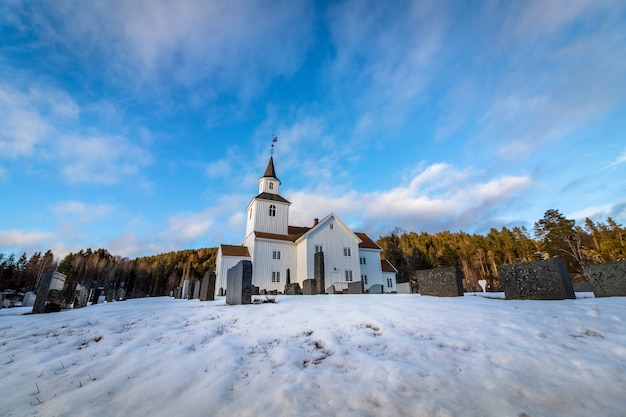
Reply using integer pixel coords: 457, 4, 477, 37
262, 156, 279, 181
254, 192, 291, 204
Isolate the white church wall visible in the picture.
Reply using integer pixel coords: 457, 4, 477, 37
215, 255, 250, 295
304, 217, 361, 287
249, 200, 289, 235
252, 239, 296, 292
359, 248, 383, 290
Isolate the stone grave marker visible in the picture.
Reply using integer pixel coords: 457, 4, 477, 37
415, 266, 464, 297
302, 279, 317, 295
226, 260, 252, 305
585, 260, 626, 297
199, 271, 216, 301
369, 284, 383, 294
314, 251, 325, 295
347, 281, 362, 294
33, 270, 67, 313
499, 258, 575, 300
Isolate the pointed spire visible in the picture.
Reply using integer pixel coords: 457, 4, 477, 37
262, 156, 278, 180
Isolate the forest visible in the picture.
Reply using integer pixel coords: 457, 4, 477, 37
1, 210, 624, 299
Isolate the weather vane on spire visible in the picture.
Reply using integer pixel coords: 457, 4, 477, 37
271, 135, 278, 156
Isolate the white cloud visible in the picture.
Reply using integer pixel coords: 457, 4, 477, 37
19, 0, 314, 99
57, 135, 151, 185
52, 201, 116, 222
288, 163, 533, 237
0, 229, 53, 248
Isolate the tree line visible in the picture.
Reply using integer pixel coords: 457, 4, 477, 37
1, 209, 624, 298
377, 209, 625, 291
0, 247, 217, 302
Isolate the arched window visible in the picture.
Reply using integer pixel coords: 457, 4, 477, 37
269, 204, 276, 217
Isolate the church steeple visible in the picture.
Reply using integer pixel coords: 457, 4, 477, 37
262, 156, 279, 183
246, 155, 291, 238
258, 156, 281, 195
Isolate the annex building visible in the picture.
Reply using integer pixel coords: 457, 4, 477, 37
215, 156, 397, 295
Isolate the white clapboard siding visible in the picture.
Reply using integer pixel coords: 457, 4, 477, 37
251, 239, 297, 292
359, 248, 384, 290
246, 199, 289, 236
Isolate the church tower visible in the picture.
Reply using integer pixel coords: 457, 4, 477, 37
245, 156, 291, 238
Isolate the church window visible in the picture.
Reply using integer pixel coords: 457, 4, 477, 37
269, 204, 276, 216
387, 278, 393, 288
362, 275, 368, 285
345, 270, 353, 282
330, 223, 335, 230
343, 247, 352, 257
315, 245, 324, 253
269, 182, 274, 190
360, 257, 366, 265
273, 250, 281, 260
272, 271, 281, 283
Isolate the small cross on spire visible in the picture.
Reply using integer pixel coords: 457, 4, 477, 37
271, 135, 278, 155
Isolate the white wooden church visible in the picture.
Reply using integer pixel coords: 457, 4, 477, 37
215, 156, 397, 295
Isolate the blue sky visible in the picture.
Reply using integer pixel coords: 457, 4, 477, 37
1, 0, 625, 259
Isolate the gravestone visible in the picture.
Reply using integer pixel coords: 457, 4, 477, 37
226, 260, 252, 305
415, 266, 464, 297
478, 279, 487, 293
499, 258, 575, 300
369, 284, 383, 294
347, 281, 362, 294
218, 287, 224, 297
199, 271, 216, 301
284, 282, 301, 295
22, 292, 36, 307
93, 287, 105, 304
192, 280, 200, 299
181, 280, 190, 299
314, 251, 325, 295
585, 260, 626, 297
302, 279, 317, 295
33, 270, 67, 313
326, 285, 336, 294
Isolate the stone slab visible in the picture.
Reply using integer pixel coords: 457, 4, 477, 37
499, 258, 575, 300
369, 284, 383, 294
585, 260, 626, 297
302, 279, 318, 295
347, 281, 363, 294
33, 270, 67, 313
284, 282, 301, 295
199, 271, 216, 301
314, 251, 325, 295
415, 266, 464, 297
226, 260, 252, 305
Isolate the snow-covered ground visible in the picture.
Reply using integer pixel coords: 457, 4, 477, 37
1, 294, 625, 417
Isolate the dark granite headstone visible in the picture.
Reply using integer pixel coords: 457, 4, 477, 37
93, 287, 105, 304
218, 287, 224, 297
226, 260, 252, 305
33, 270, 67, 313
585, 260, 626, 297
284, 283, 301, 295
347, 281, 362, 294
314, 251, 325, 295
302, 279, 317, 295
499, 258, 575, 300
415, 266, 464, 297
369, 284, 383, 294
199, 271, 216, 301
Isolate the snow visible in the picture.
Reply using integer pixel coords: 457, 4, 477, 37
1, 294, 625, 417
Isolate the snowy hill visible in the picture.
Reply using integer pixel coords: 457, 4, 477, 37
1, 295, 625, 417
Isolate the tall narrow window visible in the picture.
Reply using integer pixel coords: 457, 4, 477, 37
269, 204, 276, 217
315, 245, 324, 253
343, 247, 352, 257
330, 223, 335, 230
362, 275, 368, 285
272, 271, 281, 283
273, 250, 281, 260
345, 270, 353, 282
360, 257, 366, 265
269, 182, 274, 190
387, 278, 392, 288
